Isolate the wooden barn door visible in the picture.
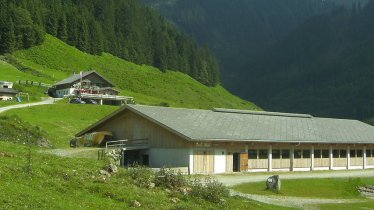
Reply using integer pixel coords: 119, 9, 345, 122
193, 150, 214, 174
240, 153, 248, 172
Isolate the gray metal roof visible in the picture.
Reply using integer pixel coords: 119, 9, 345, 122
54, 71, 114, 86
125, 105, 374, 144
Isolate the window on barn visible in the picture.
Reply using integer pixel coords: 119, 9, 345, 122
273, 150, 280, 159
322, 150, 329, 158
259, 150, 268, 159
294, 149, 301, 159
303, 150, 310, 158
350, 150, 356, 158
340, 150, 347, 158
333, 150, 339, 158
357, 150, 363, 157
248, 150, 258, 159
314, 149, 321, 158
282, 150, 290, 159
367, 149, 372, 157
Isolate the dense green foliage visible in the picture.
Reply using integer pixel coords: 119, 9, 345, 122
9, 35, 259, 110
0, 0, 220, 86
0, 1, 44, 54
238, 0, 374, 120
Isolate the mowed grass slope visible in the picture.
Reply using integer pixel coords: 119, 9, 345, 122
11, 35, 259, 110
2, 104, 117, 148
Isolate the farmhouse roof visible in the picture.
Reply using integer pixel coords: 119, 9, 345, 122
54, 71, 114, 86
77, 105, 374, 144
0, 88, 18, 94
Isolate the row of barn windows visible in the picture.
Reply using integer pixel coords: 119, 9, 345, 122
248, 149, 374, 160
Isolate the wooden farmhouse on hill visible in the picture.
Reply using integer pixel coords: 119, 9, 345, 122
49, 71, 133, 105
76, 104, 374, 174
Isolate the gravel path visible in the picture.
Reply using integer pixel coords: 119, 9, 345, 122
0, 98, 58, 113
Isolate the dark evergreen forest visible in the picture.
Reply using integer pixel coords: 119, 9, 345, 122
0, 0, 220, 86
146, 0, 373, 120
241, 0, 374, 120
144, 0, 355, 89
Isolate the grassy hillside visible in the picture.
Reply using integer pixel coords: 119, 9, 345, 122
0, 141, 292, 209
5, 35, 259, 110
2, 104, 117, 148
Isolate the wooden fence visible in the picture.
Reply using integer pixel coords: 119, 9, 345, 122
17, 80, 52, 88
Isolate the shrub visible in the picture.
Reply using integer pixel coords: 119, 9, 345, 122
155, 167, 187, 190
127, 165, 155, 188
190, 176, 229, 204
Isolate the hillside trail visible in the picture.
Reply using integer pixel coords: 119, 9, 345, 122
215, 170, 373, 209
0, 97, 58, 114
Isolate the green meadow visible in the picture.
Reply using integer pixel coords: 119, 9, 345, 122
233, 177, 374, 209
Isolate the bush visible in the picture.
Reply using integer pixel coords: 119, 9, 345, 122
155, 167, 187, 190
127, 166, 229, 204
127, 165, 155, 188
190, 176, 229, 204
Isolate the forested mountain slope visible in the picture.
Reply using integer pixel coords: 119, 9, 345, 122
145, 0, 371, 120
239, 1, 374, 120
0, 0, 219, 86
144, 0, 365, 88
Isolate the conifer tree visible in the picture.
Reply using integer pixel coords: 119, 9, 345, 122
57, 14, 68, 42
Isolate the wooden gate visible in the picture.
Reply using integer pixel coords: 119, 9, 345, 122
240, 153, 248, 172
193, 150, 214, 174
